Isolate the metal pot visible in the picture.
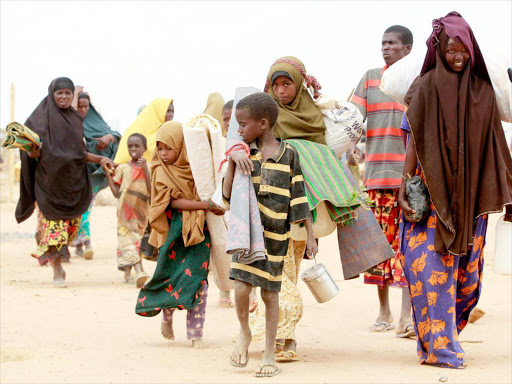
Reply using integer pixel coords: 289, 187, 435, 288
301, 258, 339, 303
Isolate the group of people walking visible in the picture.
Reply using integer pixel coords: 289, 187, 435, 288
15, 11, 512, 377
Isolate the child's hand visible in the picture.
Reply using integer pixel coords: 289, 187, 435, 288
137, 157, 149, 169
305, 236, 318, 260
230, 151, 253, 176
207, 199, 225, 216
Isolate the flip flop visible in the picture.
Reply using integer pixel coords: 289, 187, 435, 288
276, 350, 300, 362
369, 321, 395, 332
255, 364, 281, 377
396, 324, 416, 338
135, 272, 149, 288
217, 299, 234, 308
83, 249, 94, 260
230, 348, 249, 368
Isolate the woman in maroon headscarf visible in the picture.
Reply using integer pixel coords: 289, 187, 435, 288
398, 12, 512, 368
17, 77, 116, 287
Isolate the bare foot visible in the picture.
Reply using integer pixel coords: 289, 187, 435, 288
161, 310, 175, 340
124, 268, 134, 283
52, 256, 67, 287
230, 329, 251, 367
192, 339, 208, 349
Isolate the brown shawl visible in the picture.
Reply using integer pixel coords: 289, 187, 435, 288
264, 56, 326, 144
16, 77, 91, 223
148, 121, 205, 248
405, 12, 512, 255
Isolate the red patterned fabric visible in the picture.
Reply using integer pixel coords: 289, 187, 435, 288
364, 188, 408, 288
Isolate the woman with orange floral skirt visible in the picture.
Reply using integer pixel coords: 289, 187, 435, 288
398, 12, 512, 368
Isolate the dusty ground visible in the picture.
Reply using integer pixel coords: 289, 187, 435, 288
0, 183, 511, 383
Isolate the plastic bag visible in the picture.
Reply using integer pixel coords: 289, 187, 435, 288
405, 176, 430, 222
314, 94, 364, 157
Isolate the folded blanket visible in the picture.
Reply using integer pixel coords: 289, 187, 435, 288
213, 87, 266, 265
2, 122, 41, 152
183, 114, 234, 290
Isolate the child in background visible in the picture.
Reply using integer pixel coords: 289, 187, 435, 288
103, 133, 150, 287
135, 121, 224, 349
221, 100, 234, 137
223, 93, 317, 377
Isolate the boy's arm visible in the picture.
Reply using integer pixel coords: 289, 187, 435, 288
303, 217, 318, 259
222, 151, 254, 200
137, 157, 151, 193
103, 164, 120, 198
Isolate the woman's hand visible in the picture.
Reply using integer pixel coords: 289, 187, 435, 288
28, 144, 42, 159
100, 157, 117, 173
95, 134, 115, 151
346, 145, 361, 166
305, 236, 319, 260
398, 190, 417, 222
230, 151, 253, 176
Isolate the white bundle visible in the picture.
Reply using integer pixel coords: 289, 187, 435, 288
314, 94, 364, 157
380, 54, 512, 122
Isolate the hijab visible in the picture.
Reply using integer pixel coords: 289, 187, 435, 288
16, 77, 92, 223
404, 11, 512, 255
148, 121, 205, 248
79, 93, 121, 191
265, 56, 326, 144
203, 92, 225, 127
114, 97, 173, 163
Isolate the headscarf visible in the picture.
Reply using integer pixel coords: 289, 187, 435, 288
148, 121, 205, 248
264, 56, 326, 144
203, 92, 225, 127
16, 77, 92, 223
114, 97, 173, 163
404, 11, 512, 255
79, 93, 121, 191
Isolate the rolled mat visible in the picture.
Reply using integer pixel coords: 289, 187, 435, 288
2, 122, 41, 152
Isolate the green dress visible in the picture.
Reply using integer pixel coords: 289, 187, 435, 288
135, 209, 211, 316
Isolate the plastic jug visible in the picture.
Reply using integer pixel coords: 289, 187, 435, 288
494, 215, 512, 275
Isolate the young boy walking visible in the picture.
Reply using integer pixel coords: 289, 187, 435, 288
223, 93, 317, 377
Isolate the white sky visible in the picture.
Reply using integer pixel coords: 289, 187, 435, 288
1, 0, 510, 133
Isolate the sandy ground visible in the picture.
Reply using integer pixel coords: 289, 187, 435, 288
1, 192, 511, 383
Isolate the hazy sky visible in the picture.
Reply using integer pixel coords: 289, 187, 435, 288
1, 1, 510, 132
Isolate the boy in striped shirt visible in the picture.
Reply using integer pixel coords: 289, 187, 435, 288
349, 25, 415, 338
223, 92, 317, 377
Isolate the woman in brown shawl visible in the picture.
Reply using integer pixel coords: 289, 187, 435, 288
17, 77, 116, 287
398, 12, 512, 368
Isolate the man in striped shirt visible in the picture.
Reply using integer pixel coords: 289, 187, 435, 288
350, 25, 415, 338
223, 92, 317, 377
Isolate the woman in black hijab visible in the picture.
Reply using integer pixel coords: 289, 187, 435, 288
17, 77, 116, 287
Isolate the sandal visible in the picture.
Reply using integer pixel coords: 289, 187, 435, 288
396, 324, 416, 338
217, 298, 234, 308
369, 321, 395, 332
230, 348, 249, 368
135, 272, 149, 288
276, 350, 300, 362
83, 248, 94, 260
255, 364, 281, 377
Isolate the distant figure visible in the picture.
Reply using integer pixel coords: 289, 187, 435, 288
17, 77, 115, 287
103, 133, 150, 287
72, 92, 122, 259
350, 25, 414, 337
221, 100, 234, 137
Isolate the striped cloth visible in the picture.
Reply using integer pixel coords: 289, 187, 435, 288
351, 67, 406, 190
285, 139, 360, 225
229, 140, 310, 292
